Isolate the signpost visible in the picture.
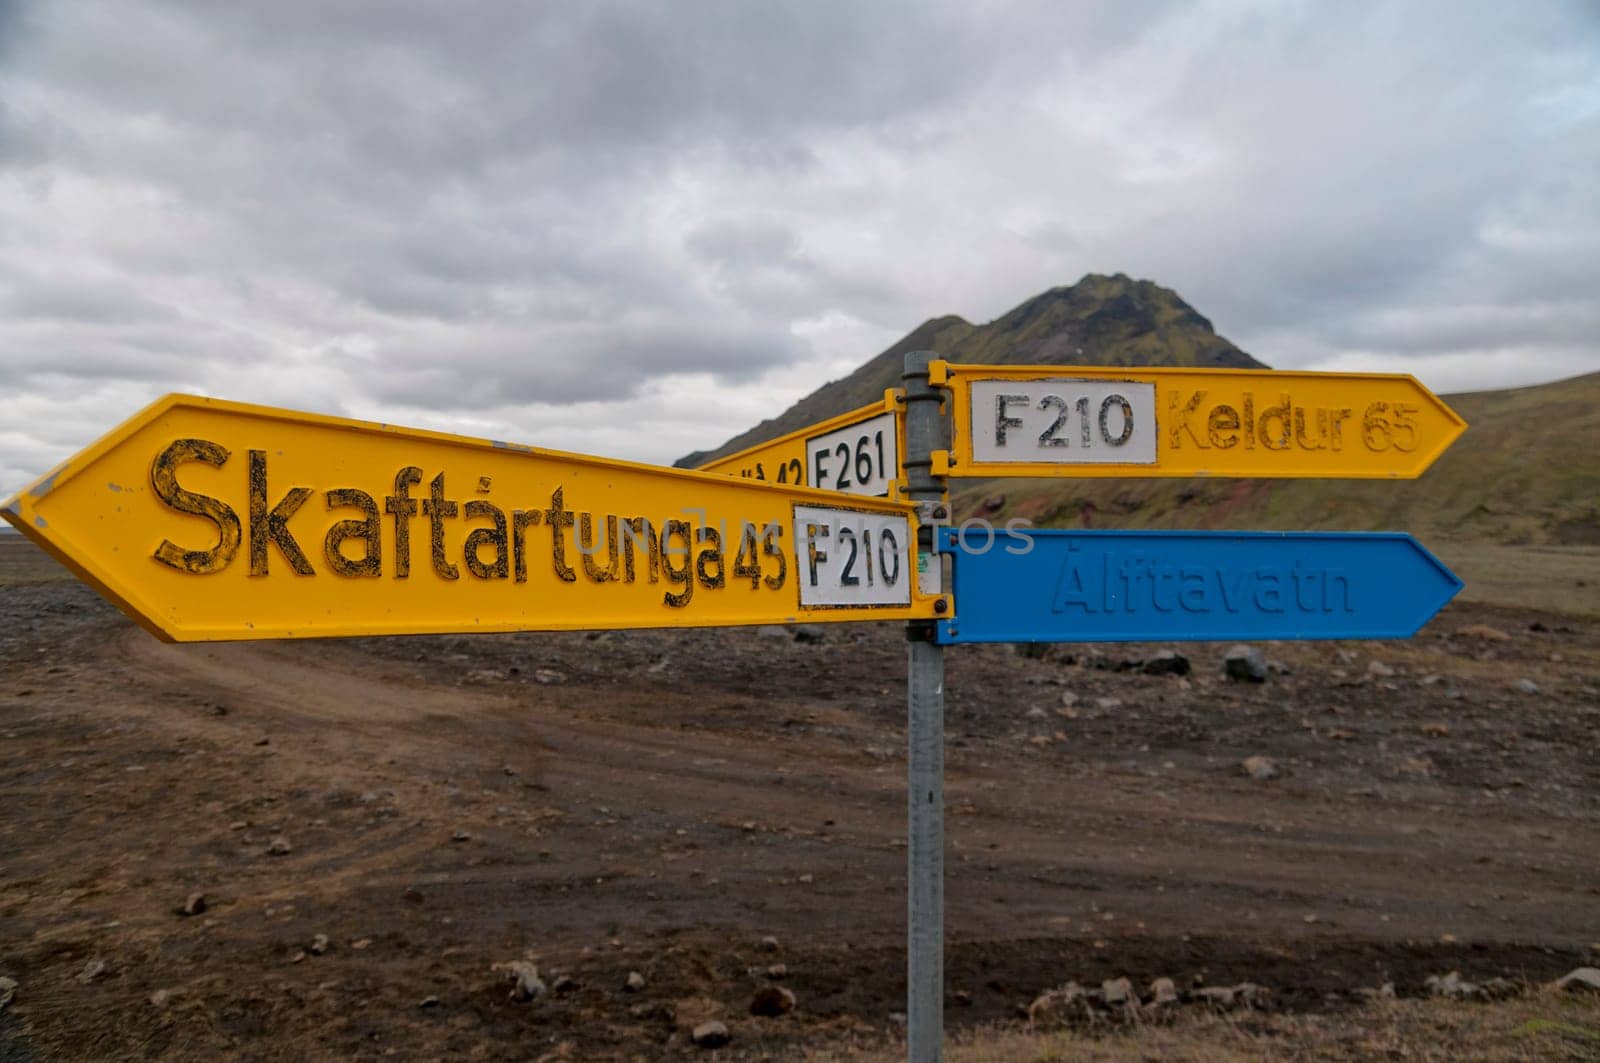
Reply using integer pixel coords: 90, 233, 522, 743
0, 395, 939, 642
934, 362, 1466, 479
0, 352, 1471, 1063
696, 391, 905, 498
933, 527, 1462, 644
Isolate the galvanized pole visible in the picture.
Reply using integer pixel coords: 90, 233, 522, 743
902, 350, 948, 1063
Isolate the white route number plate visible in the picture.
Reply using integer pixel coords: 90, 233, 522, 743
807, 411, 898, 496
793, 504, 913, 608
967, 378, 1157, 465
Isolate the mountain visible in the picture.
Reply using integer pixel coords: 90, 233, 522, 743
677, 273, 1263, 467
953, 371, 1600, 546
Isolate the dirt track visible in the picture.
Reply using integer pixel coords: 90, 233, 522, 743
2, 546, 1599, 1059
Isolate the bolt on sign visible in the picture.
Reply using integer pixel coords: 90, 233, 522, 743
932, 362, 1466, 479
696, 391, 905, 499
0, 396, 939, 641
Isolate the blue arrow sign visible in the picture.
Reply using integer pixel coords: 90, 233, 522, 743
935, 528, 1462, 644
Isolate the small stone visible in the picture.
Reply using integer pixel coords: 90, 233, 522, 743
309, 934, 330, 955
1025, 707, 1049, 719
1148, 977, 1178, 1005
797, 873, 814, 884
533, 667, 565, 685
148, 988, 174, 1007
78, 958, 107, 984
756, 626, 788, 640
451, 829, 471, 842
766, 963, 787, 979
496, 960, 547, 1001
0, 976, 17, 1011
551, 973, 580, 994
1234, 982, 1270, 1008
1241, 755, 1281, 781
419, 995, 440, 1008
760, 935, 780, 951
350, 938, 372, 950
691, 1020, 730, 1046
1511, 678, 1540, 695
1094, 697, 1123, 711
791, 625, 827, 644
1027, 982, 1087, 1026
1457, 624, 1510, 641
749, 985, 796, 1017
1101, 976, 1133, 1006
1425, 971, 1477, 999
1060, 692, 1079, 708
1366, 660, 1396, 678
1420, 722, 1451, 738
1195, 985, 1235, 1008
1224, 645, 1267, 683
1555, 967, 1600, 994
625, 970, 646, 992
254, 736, 270, 746
267, 836, 293, 856
179, 892, 207, 916
1141, 651, 1191, 677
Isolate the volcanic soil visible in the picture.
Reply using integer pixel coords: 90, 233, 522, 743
1, 536, 1597, 1060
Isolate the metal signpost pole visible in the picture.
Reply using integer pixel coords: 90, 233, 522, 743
902, 350, 948, 1062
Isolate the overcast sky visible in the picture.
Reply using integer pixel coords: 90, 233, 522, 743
2, 1, 1596, 492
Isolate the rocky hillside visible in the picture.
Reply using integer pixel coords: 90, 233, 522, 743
677, 273, 1262, 467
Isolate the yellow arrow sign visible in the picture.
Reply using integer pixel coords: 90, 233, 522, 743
934, 362, 1466, 479
697, 391, 906, 499
1, 396, 939, 641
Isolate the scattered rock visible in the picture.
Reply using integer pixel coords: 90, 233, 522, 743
766, 963, 787, 979
1059, 692, 1079, 709
625, 970, 646, 992
1555, 967, 1600, 994
0, 976, 16, 1012
1457, 624, 1510, 641
760, 935, 780, 952
791, 625, 827, 644
495, 960, 547, 1001
1194, 985, 1235, 1008
749, 985, 796, 1017
267, 836, 293, 856
1148, 977, 1178, 1005
690, 1020, 730, 1047
756, 626, 788, 640
419, 995, 440, 1008
1224, 645, 1267, 683
1419, 722, 1451, 738
1354, 982, 1396, 1001
1425, 971, 1476, 999
1234, 982, 1271, 1008
350, 938, 372, 950
1367, 660, 1397, 678
1027, 982, 1088, 1026
254, 736, 270, 746
1024, 706, 1049, 720
797, 873, 814, 884
148, 988, 175, 1007
533, 667, 566, 684
309, 934, 329, 956
1094, 697, 1123, 711
179, 892, 207, 917
78, 958, 108, 984
1100, 976, 1133, 1007
1141, 651, 1191, 677
451, 829, 472, 842
1240, 755, 1281, 781
551, 973, 580, 994
1511, 678, 1540, 695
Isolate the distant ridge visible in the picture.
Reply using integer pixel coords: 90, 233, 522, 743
677, 273, 1263, 467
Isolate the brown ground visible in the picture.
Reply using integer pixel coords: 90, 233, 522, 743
0, 535, 1597, 1060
